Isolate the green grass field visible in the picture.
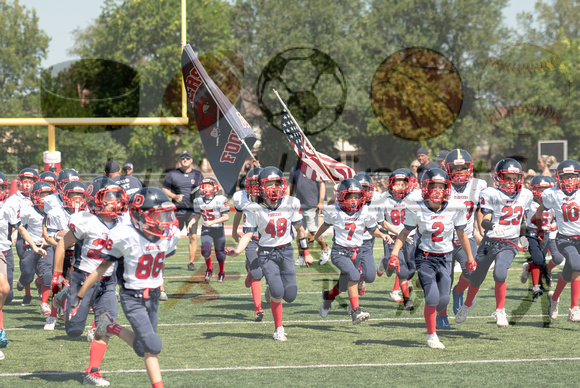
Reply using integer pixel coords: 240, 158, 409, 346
1, 237, 578, 387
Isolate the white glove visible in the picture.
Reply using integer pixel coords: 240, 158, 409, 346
406, 235, 414, 245
492, 223, 507, 236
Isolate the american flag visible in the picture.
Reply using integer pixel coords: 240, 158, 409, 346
280, 105, 355, 182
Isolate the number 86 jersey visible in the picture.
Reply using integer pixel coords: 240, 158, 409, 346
542, 186, 580, 236
100, 223, 180, 290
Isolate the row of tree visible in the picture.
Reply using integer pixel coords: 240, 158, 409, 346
0, 0, 578, 175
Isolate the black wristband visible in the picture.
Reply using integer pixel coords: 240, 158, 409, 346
299, 238, 309, 250
481, 219, 493, 231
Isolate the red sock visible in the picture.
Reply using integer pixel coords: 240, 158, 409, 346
391, 276, 400, 292
0, 310, 3, 329
495, 281, 506, 310
464, 286, 479, 307
530, 263, 541, 285
50, 305, 57, 318
205, 257, 212, 271
328, 284, 341, 300
553, 276, 567, 301
152, 382, 164, 388
400, 281, 410, 298
24, 285, 31, 297
571, 279, 580, 309
547, 260, 557, 272
454, 275, 470, 294
87, 341, 107, 371
107, 323, 124, 336
41, 285, 50, 304
349, 296, 359, 310
91, 320, 96, 330
424, 305, 437, 335
439, 307, 448, 316
271, 300, 283, 329
218, 260, 225, 274
251, 278, 262, 313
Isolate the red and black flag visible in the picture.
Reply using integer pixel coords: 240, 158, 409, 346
181, 44, 256, 195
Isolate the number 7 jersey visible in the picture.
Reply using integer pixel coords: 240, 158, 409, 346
479, 187, 533, 239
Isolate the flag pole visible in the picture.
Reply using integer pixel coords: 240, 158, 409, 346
272, 89, 337, 185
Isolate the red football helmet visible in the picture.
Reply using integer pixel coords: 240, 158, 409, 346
31, 181, 54, 208
245, 167, 262, 197
0, 172, 8, 203
130, 187, 178, 239
199, 177, 220, 198
555, 160, 580, 194
531, 175, 555, 203
86, 177, 128, 219
445, 149, 474, 185
493, 158, 524, 195
62, 181, 88, 213
258, 167, 287, 202
40, 171, 58, 193
337, 178, 364, 212
421, 168, 452, 203
354, 172, 374, 203
388, 169, 414, 199
17, 168, 39, 197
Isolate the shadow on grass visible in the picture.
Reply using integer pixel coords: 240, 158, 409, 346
201, 332, 265, 340
355, 339, 424, 348
18, 371, 83, 384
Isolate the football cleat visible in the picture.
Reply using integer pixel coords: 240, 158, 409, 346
187, 262, 196, 271
86, 328, 96, 343
16, 280, 24, 292
376, 258, 386, 277
427, 333, 445, 349
389, 290, 404, 303
254, 310, 264, 322
83, 367, 110, 386
0, 349, 4, 361
319, 247, 331, 265
217, 272, 225, 283
548, 291, 559, 319
159, 291, 168, 301
245, 273, 252, 288
568, 306, 580, 322
52, 286, 69, 311
272, 326, 287, 341
351, 307, 370, 325
403, 297, 414, 311
452, 285, 464, 315
455, 299, 477, 323
264, 286, 271, 304
532, 284, 543, 299
44, 316, 57, 331
21, 294, 32, 306
41, 302, 51, 316
520, 262, 530, 284
295, 255, 305, 266
0, 329, 8, 348
436, 314, 451, 330
492, 308, 509, 327
96, 311, 115, 337
319, 291, 333, 318
204, 269, 213, 283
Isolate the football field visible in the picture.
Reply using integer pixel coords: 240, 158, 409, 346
1, 237, 579, 387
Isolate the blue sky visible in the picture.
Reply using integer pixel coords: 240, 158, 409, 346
24, 0, 538, 69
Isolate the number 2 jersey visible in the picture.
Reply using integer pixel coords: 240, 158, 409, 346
323, 203, 378, 248
100, 223, 180, 290
541, 186, 580, 236
479, 187, 533, 239
193, 195, 230, 228
243, 196, 303, 247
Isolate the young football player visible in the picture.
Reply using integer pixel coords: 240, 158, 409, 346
72, 187, 179, 388
52, 177, 127, 386
377, 168, 417, 309
313, 178, 392, 324
225, 167, 313, 341
521, 176, 560, 299
191, 177, 230, 283
39, 171, 58, 194
232, 167, 266, 321
390, 168, 476, 349
443, 149, 486, 329
0, 172, 11, 360
455, 158, 533, 328
535, 160, 580, 321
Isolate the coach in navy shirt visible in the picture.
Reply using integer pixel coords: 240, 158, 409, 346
162, 150, 204, 271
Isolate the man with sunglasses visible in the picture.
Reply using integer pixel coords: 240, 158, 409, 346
162, 150, 204, 271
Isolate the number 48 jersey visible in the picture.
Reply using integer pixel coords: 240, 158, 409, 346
479, 187, 533, 239
542, 186, 580, 236
243, 196, 302, 247
100, 223, 180, 290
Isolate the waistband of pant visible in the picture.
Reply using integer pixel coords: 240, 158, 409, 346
418, 249, 447, 257
557, 233, 580, 240
122, 286, 160, 299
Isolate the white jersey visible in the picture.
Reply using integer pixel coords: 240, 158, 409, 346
0, 193, 31, 227
362, 191, 384, 240
45, 207, 75, 238
479, 187, 533, 239
193, 195, 230, 228
450, 178, 487, 239
0, 202, 11, 251
43, 193, 62, 214
380, 193, 416, 236
542, 186, 580, 236
404, 201, 468, 253
323, 203, 378, 248
101, 224, 180, 290
526, 200, 557, 234
232, 190, 250, 212
244, 196, 303, 247
69, 212, 117, 277
19, 206, 45, 245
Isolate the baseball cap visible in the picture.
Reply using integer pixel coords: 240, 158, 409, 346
433, 150, 449, 162
104, 159, 120, 174
416, 147, 429, 156
180, 150, 192, 159
123, 162, 133, 170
